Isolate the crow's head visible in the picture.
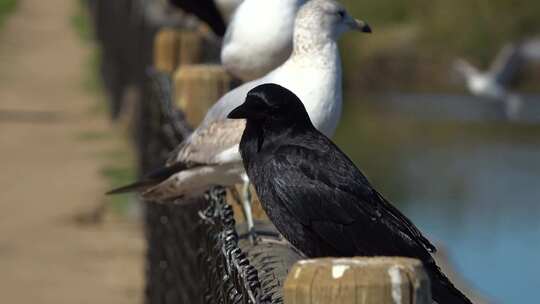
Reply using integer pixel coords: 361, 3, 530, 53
228, 83, 311, 126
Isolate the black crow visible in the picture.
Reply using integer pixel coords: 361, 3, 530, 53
168, 0, 227, 37
228, 83, 473, 304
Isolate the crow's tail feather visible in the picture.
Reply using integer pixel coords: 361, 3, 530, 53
427, 262, 473, 304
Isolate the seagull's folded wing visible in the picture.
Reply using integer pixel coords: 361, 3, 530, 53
167, 119, 246, 166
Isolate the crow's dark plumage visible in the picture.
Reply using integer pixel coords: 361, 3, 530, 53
228, 83, 473, 304
169, 0, 227, 36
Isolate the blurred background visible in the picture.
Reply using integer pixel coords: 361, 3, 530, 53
0, 0, 539, 303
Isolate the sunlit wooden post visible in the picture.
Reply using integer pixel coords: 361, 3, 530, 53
171, 34, 269, 223
154, 28, 206, 73
173, 64, 232, 126
284, 257, 431, 304
177, 30, 204, 65
154, 28, 180, 73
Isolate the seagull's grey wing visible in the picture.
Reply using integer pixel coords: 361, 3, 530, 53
166, 72, 269, 166
222, 10, 236, 46
489, 43, 523, 85
521, 38, 540, 61
199, 77, 267, 126
167, 118, 245, 166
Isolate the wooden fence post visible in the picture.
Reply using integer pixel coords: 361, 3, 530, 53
154, 28, 179, 74
172, 63, 269, 224
154, 29, 205, 74
173, 64, 232, 126
284, 257, 431, 304
171, 28, 268, 224
177, 30, 204, 65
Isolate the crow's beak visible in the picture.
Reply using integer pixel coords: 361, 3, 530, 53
227, 102, 249, 119
348, 18, 372, 33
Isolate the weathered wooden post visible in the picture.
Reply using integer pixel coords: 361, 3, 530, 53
284, 257, 431, 304
154, 29, 206, 74
173, 64, 232, 126
172, 56, 269, 224
177, 30, 204, 66
153, 28, 180, 74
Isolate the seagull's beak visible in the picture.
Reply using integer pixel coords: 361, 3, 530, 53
348, 18, 372, 33
227, 102, 249, 119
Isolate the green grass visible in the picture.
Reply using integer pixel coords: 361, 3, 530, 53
71, 0, 93, 42
75, 130, 112, 141
341, 0, 540, 89
0, 0, 16, 28
71, 0, 102, 94
100, 163, 137, 214
343, 0, 540, 62
75, 127, 137, 216
70, 0, 137, 217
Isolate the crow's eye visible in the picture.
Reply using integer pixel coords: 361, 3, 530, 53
337, 10, 345, 18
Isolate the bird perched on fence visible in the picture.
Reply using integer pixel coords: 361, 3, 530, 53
221, 0, 306, 81
108, 0, 371, 234
453, 43, 525, 120
168, 0, 228, 36
229, 83, 473, 304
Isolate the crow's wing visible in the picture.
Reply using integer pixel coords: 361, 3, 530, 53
264, 142, 436, 257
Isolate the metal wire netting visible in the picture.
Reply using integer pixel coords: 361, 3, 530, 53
144, 70, 303, 304
87, 1, 303, 303
200, 188, 303, 304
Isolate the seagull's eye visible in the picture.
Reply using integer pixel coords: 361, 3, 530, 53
337, 10, 346, 18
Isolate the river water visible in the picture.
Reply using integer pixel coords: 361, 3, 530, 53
334, 93, 540, 303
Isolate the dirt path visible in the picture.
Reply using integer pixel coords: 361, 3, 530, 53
0, 1, 143, 303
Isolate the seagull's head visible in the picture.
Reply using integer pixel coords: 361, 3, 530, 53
228, 83, 311, 126
296, 0, 371, 40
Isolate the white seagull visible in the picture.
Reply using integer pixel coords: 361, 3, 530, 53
220, 0, 306, 81
453, 43, 524, 120
109, 0, 371, 233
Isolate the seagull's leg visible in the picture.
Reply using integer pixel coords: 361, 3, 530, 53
240, 173, 256, 243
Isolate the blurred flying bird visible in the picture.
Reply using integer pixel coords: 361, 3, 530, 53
453, 43, 524, 120
229, 83, 473, 304
108, 0, 371, 234
168, 0, 227, 36
221, 0, 306, 81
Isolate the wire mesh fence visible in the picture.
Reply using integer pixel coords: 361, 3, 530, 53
140, 64, 302, 304
86, 1, 302, 303
200, 188, 303, 304
140, 69, 208, 304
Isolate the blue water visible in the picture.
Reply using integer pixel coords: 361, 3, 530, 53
402, 144, 540, 303
335, 94, 540, 303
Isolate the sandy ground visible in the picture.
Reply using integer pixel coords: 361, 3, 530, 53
0, 1, 144, 303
